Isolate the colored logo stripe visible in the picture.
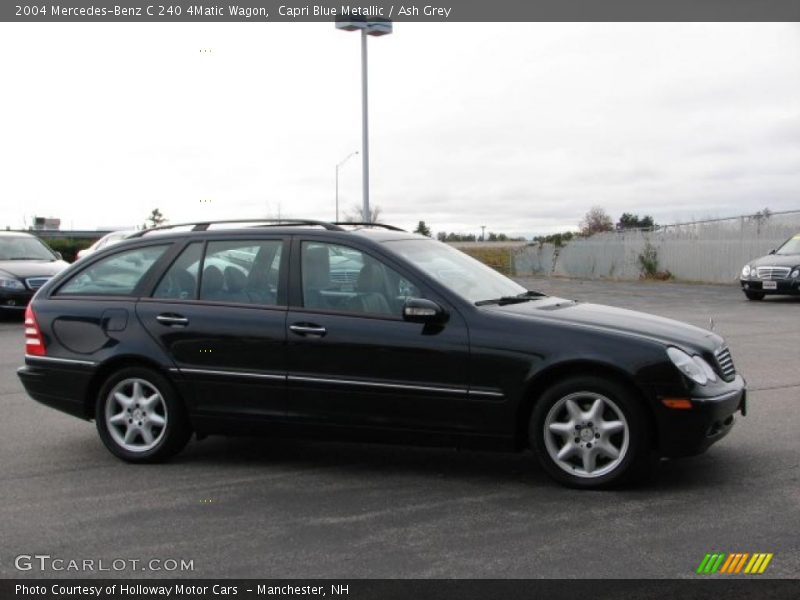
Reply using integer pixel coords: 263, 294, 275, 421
697, 553, 726, 573
745, 553, 774, 574
719, 554, 736, 573
698, 552, 773, 574
696, 554, 712, 573
720, 553, 748, 573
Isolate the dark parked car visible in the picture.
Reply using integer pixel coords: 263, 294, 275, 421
740, 234, 800, 300
0, 231, 69, 317
17, 219, 746, 488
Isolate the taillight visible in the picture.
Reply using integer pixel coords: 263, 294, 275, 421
24, 305, 46, 356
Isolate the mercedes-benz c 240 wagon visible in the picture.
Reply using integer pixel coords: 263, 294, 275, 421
18, 220, 746, 488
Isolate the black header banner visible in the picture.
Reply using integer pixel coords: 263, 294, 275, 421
3, 0, 799, 22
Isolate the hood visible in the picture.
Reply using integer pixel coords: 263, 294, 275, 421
0, 259, 69, 280
487, 296, 722, 352
748, 253, 800, 268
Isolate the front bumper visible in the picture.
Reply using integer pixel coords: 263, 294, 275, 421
0, 289, 34, 310
740, 278, 800, 295
655, 374, 746, 458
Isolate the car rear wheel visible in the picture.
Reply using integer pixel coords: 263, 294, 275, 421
530, 376, 654, 488
95, 367, 191, 462
744, 291, 765, 301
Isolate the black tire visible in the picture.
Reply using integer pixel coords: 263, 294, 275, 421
529, 376, 656, 489
95, 366, 192, 463
744, 291, 765, 301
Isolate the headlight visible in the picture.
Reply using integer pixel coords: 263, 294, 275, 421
0, 278, 25, 291
792, 269, 800, 279
692, 355, 717, 383
741, 265, 750, 277
667, 347, 717, 385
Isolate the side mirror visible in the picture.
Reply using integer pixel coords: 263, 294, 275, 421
55, 251, 63, 260
769, 249, 776, 255
403, 298, 447, 324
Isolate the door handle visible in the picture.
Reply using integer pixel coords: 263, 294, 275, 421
289, 324, 327, 337
156, 313, 189, 326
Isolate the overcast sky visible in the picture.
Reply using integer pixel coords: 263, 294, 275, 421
1, 22, 798, 237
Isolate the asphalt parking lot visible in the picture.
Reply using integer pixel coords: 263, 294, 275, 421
1, 278, 798, 579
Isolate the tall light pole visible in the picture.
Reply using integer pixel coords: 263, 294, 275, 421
336, 17, 392, 222
335, 150, 358, 222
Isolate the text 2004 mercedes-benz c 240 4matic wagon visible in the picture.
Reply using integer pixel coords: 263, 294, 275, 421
17, 220, 746, 488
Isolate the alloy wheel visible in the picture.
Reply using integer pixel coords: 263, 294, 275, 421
543, 391, 629, 479
105, 378, 168, 452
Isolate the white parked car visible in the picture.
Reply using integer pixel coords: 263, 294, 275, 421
76, 230, 136, 260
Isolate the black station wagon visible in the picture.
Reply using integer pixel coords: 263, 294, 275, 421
18, 220, 746, 488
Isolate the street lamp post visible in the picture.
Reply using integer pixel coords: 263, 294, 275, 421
336, 17, 392, 222
335, 150, 358, 222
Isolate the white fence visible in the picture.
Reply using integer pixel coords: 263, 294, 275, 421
514, 212, 800, 283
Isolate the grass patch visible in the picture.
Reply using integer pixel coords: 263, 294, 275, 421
459, 247, 516, 276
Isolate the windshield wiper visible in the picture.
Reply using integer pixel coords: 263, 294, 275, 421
4, 257, 51, 260
475, 290, 546, 306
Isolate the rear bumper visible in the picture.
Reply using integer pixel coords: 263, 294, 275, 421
17, 358, 95, 420
655, 376, 746, 458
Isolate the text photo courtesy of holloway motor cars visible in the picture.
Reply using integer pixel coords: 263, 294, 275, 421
1, 2, 799, 598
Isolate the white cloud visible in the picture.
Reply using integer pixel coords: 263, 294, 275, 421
1, 22, 798, 237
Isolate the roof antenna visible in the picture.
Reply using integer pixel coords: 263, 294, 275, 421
709, 317, 715, 331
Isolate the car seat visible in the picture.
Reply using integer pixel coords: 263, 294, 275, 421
223, 267, 249, 304
347, 260, 392, 315
302, 247, 332, 309
200, 265, 225, 301
174, 269, 196, 299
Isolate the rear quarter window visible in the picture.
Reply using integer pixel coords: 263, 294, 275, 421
56, 245, 169, 296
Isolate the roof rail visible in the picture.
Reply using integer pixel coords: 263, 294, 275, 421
129, 219, 345, 238
333, 222, 406, 232
248, 219, 346, 231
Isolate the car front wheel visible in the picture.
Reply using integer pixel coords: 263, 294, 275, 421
530, 376, 654, 488
95, 367, 191, 462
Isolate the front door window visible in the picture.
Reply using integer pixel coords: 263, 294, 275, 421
300, 242, 419, 317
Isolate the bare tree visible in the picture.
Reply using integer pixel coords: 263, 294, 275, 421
344, 204, 383, 223
580, 206, 613, 236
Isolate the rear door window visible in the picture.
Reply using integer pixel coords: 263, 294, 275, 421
152, 242, 203, 300
198, 240, 284, 306
57, 245, 169, 296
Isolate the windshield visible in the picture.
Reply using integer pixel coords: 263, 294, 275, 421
0, 236, 56, 261
776, 235, 800, 255
387, 239, 528, 303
